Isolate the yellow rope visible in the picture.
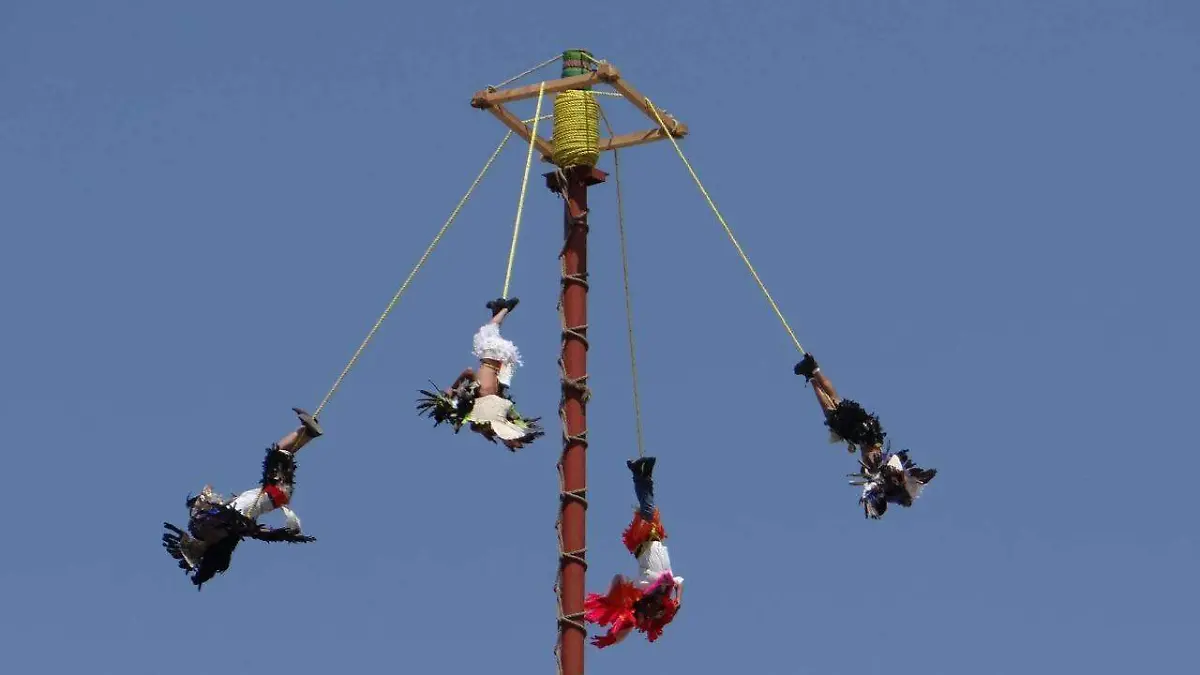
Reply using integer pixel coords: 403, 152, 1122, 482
645, 98, 806, 355
552, 90, 600, 169
312, 131, 514, 419
599, 105, 646, 458
502, 82, 544, 299
488, 53, 562, 91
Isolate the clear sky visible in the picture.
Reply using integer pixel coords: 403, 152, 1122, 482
2, 1, 1197, 673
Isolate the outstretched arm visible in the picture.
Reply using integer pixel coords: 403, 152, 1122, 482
591, 622, 634, 648
448, 368, 475, 392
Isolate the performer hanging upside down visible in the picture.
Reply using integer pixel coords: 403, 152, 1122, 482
416, 297, 544, 451
585, 457, 684, 648
795, 353, 938, 519
161, 408, 322, 589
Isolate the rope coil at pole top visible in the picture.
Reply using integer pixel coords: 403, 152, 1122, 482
552, 91, 600, 169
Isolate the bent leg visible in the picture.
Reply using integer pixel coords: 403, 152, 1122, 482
278, 408, 323, 455
811, 369, 839, 408
812, 383, 838, 414
276, 428, 309, 454
796, 354, 840, 413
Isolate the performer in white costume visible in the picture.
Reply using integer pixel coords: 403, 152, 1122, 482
161, 408, 322, 589
417, 298, 543, 451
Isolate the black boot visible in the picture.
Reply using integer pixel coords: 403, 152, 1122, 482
485, 298, 507, 317
293, 408, 323, 438
794, 353, 819, 381
627, 456, 656, 481
505, 297, 520, 312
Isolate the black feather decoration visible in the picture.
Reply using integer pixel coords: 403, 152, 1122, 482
416, 379, 473, 431
248, 527, 317, 544
261, 444, 298, 488
825, 398, 887, 449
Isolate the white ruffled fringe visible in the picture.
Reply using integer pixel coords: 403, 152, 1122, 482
472, 323, 522, 385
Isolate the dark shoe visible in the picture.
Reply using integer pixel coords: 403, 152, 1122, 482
909, 467, 937, 485
627, 456, 656, 480
293, 408, 323, 438
505, 297, 520, 312
794, 353, 818, 380
486, 298, 507, 316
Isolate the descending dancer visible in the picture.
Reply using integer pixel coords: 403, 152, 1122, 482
585, 457, 683, 648
161, 408, 322, 589
795, 353, 937, 519
417, 297, 543, 451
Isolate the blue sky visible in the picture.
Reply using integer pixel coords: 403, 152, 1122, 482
2, 1, 1198, 673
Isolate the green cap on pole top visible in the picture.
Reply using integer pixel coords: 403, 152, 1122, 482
561, 49, 595, 86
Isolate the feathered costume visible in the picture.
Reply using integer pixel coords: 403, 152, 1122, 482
795, 354, 938, 518
794, 354, 886, 452
585, 457, 683, 648
824, 398, 887, 451
416, 301, 543, 449
849, 448, 938, 519
161, 409, 320, 589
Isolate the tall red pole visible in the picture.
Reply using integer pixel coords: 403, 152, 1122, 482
548, 163, 606, 675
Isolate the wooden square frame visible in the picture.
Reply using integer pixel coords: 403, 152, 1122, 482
470, 62, 689, 162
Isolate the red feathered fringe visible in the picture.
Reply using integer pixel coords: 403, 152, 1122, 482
622, 509, 667, 555
584, 575, 680, 648
584, 578, 641, 648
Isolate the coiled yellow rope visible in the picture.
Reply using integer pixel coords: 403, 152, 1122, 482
551, 90, 600, 168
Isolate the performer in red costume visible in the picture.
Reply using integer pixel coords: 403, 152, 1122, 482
585, 456, 684, 648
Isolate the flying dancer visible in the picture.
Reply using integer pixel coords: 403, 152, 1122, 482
585, 457, 683, 648
795, 353, 937, 519
161, 408, 322, 589
417, 297, 543, 450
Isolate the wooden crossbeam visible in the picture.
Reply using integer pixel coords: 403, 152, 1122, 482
596, 66, 686, 136
472, 61, 689, 158
487, 104, 554, 160
471, 68, 604, 109
599, 126, 689, 152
